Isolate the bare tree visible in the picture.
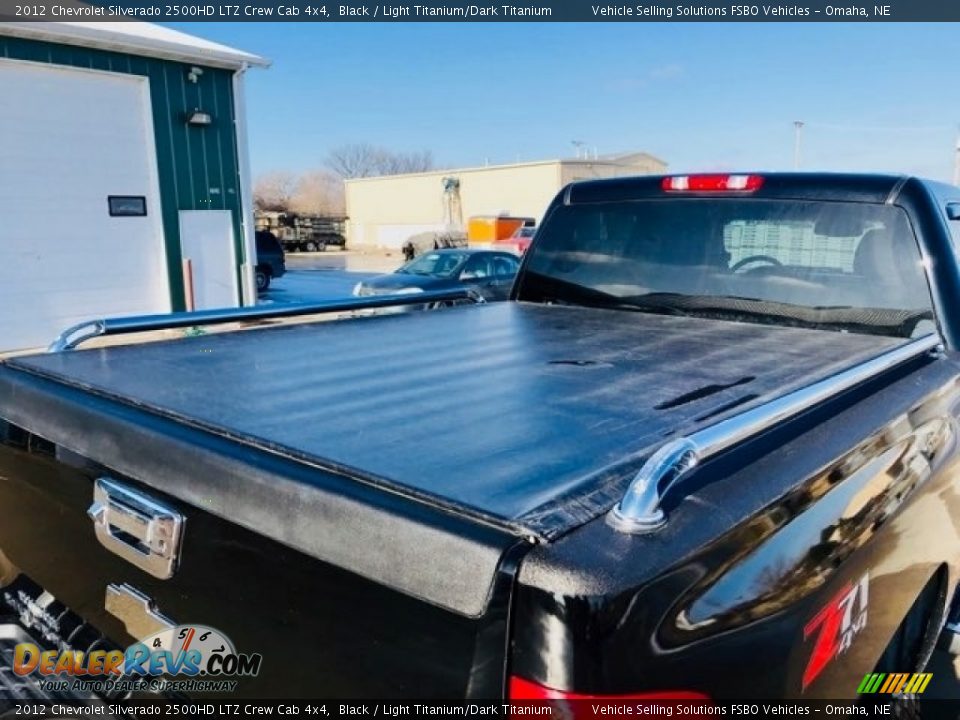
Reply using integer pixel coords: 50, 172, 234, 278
380, 149, 434, 175
253, 171, 298, 211
324, 144, 388, 179
289, 171, 346, 216
325, 144, 435, 179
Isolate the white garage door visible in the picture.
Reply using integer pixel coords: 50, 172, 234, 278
0, 59, 169, 352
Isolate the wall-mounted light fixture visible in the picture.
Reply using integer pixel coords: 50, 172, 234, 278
186, 111, 213, 127
187, 66, 204, 83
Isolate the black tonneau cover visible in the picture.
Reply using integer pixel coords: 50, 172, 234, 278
3, 302, 899, 532
0, 303, 900, 613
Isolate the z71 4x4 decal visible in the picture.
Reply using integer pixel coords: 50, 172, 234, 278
802, 574, 869, 690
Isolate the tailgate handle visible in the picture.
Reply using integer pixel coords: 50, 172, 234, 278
87, 478, 184, 580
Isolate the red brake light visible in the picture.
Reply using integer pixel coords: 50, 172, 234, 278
661, 174, 764, 192
509, 675, 711, 700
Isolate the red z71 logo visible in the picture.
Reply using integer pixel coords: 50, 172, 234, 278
802, 574, 869, 690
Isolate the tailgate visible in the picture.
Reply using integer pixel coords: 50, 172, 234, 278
0, 411, 525, 699
0, 364, 521, 619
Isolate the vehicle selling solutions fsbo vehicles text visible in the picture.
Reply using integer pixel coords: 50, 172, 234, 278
591, 4, 887, 15
590, 5, 813, 16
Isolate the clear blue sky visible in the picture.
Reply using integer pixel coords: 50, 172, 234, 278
174, 22, 960, 181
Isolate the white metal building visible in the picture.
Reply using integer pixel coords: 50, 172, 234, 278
344, 152, 667, 249
0, 22, 268, 352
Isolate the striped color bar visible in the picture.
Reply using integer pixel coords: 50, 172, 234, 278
858, 672, 932, 694
857, 673, 885, 694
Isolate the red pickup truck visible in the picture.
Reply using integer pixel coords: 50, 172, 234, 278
493, 224, 536, 255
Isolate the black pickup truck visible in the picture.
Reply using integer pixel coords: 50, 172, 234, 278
2, 173, 960, 704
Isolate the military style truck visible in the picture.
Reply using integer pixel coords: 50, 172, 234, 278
255, 211, 347, 253
2, 173, 960, 704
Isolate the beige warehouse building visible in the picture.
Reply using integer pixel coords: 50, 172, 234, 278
345, 152, 667, 249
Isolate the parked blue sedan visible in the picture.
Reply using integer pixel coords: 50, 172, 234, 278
352, 248, 521, 302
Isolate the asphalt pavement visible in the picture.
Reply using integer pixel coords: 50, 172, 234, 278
259, 268, 379, 304
258, 250, 401, 305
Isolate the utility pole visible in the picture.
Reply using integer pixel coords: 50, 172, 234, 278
793, 121, 804, 170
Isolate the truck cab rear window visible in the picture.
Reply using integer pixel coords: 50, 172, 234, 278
519, 199, 935, 339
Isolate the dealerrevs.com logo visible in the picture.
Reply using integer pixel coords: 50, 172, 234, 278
12, 624, 262, 694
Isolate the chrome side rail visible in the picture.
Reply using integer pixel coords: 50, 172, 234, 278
47, 288, 485, 352
608, 334, 944, 534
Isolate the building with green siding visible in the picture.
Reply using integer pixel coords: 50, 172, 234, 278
0, 21, 269, 352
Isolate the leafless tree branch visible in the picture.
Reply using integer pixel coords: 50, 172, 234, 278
325, 144, 435, 178
253, 171, 298, 212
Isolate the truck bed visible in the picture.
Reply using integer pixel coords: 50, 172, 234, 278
2, 302, 900, 529
0, 303, 901, 615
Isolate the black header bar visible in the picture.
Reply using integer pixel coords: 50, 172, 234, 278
2, 0, 960, 21
0, 699, 957, 717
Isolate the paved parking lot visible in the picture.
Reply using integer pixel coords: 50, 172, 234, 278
259, 250, 403, 305
259, 268, 378, 304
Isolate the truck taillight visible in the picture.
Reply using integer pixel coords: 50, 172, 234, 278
661, 174, 764, 192
509, 675, 711, 700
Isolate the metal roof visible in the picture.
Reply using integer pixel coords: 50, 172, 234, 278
0, 20, 269, 70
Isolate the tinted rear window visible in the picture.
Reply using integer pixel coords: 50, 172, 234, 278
256, 231, 281, 253
518, 199, 934, 338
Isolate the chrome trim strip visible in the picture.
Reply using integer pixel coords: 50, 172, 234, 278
48, 288, 485, 352
608, 334, 943, 534
105, 583, 175, 639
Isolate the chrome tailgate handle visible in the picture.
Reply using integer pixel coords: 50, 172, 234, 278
88, 478, 184, 579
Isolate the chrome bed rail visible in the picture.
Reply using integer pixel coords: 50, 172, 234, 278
47, 289, 485, 353
608, 333, 944, 534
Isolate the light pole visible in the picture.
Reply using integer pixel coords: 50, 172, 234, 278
793, 121, 804, 170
